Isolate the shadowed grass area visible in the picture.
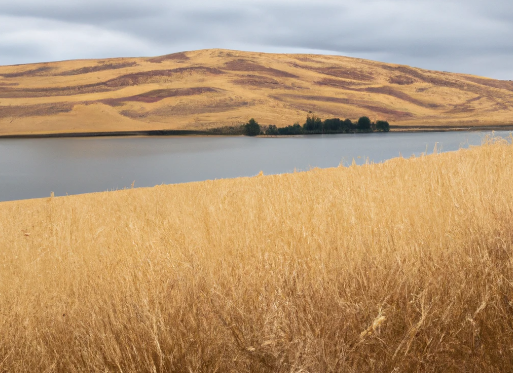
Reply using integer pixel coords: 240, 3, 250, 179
1, 136, 512, 371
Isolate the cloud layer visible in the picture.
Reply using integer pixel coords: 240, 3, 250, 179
1, 0, 512, 79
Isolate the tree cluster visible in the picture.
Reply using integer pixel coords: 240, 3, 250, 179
241, 115, 390, 136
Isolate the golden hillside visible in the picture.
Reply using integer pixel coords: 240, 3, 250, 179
1, 138, 513, 371
0, 49, 512, 135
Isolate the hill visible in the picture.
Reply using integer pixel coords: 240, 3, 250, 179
0, 49, 512, 135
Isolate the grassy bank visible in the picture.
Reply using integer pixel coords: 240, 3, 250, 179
1, 136, 513, 372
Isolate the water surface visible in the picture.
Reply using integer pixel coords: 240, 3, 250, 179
0, 131, 509, 202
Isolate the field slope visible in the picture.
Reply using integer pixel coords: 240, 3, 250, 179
0, 49, 512, 135
1, 137, 512, 371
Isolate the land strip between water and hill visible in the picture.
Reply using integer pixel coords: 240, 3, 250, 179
0, 49, 512, 136
1, 123, 512, 139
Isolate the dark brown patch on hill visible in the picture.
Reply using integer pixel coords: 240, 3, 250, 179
101, 87, 218, 106
291, 63, 373, 81
455, 96, 509, 111
382, 65, 427, 80
444, 96, 497, 114
315, 78, 366, 88
315, 80, 438, 108
103, 67, 224, 87
363, 86, 439, 108
272, 94, 413, 119
224, 59, 298, 78
382, 65, 466, 90
467, 96, 483, 103
120, 97, 253, 118
294, 57, 326, 64
389, 75, 415, 85
0, 82, 19, 86
0, 103, 74, 118
0, 84, 112, 98
232, 75, 292, 89
147, 52, 190, 63
445, 104, 475, 114
462, 77, 513, 92
382, 65, 513, 100
0, 67, 224, 98
0, 66, 55, 78
315, 67, 374, 81
57, 62, 138, 76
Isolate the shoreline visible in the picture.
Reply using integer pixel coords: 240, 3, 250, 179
390, 124, 513, 132
0, 124, 512, 139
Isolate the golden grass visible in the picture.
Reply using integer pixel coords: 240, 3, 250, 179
1, 49, 512, 135
1, 136, 513, 371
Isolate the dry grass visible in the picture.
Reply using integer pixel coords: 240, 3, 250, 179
1, 49, 513, 135
1, 136, 513, 372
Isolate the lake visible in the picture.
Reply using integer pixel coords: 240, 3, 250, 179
0, 131, 509, 202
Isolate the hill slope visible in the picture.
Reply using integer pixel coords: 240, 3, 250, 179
0, 49, 512, 135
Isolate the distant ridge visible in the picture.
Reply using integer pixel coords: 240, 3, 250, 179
0, 49, 512, 136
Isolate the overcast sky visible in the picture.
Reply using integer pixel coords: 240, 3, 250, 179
1, 0, 512, 79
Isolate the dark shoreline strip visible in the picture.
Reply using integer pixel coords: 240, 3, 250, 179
390, 124, 513, 132
0, 130, 221, 139
0, 125, 512, 139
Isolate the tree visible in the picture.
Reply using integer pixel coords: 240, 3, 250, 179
278, 123, 303, 135
375, 120, 390, 132
290, 123, 303, 135
243, 118, 261, 136
357, 116, 372, 131
341, 119, 354, 132
265, 124, 279, 135
323, 118, 341, 132
303, 114, 323, 133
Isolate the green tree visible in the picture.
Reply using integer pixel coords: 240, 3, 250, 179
278, 123, 303, 135
341, 119, 353, 132
290, 123, 303, 135
243, 118, 261, 136
357, 116, 372, 131
265, 124, 279, 135
323, 118, 341, 132
303, 114, 323, 133
375, 120, 390, 132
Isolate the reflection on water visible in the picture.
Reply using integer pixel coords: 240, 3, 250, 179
0, 131, 509, 202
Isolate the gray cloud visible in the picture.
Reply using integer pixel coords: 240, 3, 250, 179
0, 0, 512, 79
1, 0, 159, 23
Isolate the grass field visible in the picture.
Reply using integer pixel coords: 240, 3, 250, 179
1, 49, 513, 136
1, 136, 513, 371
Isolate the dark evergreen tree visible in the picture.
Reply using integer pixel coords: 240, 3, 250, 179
357, 116, 372, 131
291, 123, 303, 135
243, 118, 261, 136
278, 123, 303, 135
323, 118, 341, 132
341, 119, 354, 132
303, 114, 323, 133
376, 120, 390, 132
265, 124, 279, 135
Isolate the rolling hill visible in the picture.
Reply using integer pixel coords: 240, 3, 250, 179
0, 49, 512, 136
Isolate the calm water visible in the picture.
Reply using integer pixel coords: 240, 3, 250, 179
0, 131, 509, 202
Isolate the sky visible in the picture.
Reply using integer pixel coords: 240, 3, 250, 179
1, 0, 512, 79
